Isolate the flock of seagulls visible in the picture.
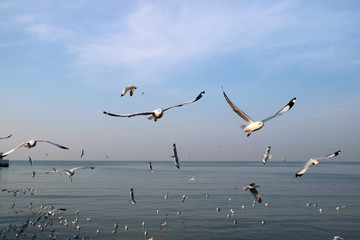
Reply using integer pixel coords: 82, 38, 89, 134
1, 85, 345, 239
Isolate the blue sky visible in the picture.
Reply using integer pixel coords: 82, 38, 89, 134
1, 0, 359, 162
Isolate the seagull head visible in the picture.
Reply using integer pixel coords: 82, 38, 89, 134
312, 160, 319, 165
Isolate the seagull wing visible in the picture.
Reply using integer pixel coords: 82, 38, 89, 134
222, 88, 254, 124
295, 159, 317, 177
0, 134, 12, 139
163, 91, 205, 112
262, 98, 296, 123
103, 110, 154, 118
172, 143, 180, 169
0, 142, 28, 157
69, 166, 95, 172
314, 150, 341, 161
129, 87, 137, 96
249, 188, 262, 203
37, 140, 69, 150
130, 189, 136, 204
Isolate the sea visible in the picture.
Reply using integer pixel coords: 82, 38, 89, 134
0, 160, 359, 240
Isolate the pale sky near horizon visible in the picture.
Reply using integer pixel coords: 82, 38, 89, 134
1, 0, 359, 162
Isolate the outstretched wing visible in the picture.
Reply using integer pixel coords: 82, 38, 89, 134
103, 111, 154, 118
163, 91, 205, 112
0, 134, 12, 140
37, 140, 69, 150
0, 142, 28, 157
250, 188, 262, 203
314, 150, 341, 161
262, 98, 296, 123
69, 166, 95, 172
295, 159, 317, 177
222, 88, 254, 124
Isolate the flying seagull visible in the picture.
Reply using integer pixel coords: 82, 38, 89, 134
0, 134, 12, 139
62, 166, 95, 182
243, 183, 262, 203
121, 86, 137, 97
130, 188, 136, 204
222, 88, 296, 137
28, 156, 32, 166
80, 149, 84, 158
171, 143, 180, 169
148, 162, 155, 172
0, 140, 69, 158
104, 91, 205, 122
295, 150, 341, 178
263, 146, 271, 165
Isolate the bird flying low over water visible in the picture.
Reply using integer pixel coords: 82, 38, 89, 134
222, 87, 296, 137
0, 140, 69, 158
62, 166, 95, 182
171, 143, 180, 169
0, 134, 12, 139
295, 150, 341, 178
80, 149, 84, 158
103, 91, 205, 122
121, 85, 137, 97
130, 188, 136, 204
243, 183, 262, 203
28, 156, 32, 166
263, 146, 271, 165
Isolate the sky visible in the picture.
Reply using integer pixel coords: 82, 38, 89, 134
1, 0, 359, 162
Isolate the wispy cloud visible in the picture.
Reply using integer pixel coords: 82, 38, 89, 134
3, 0, 360, 83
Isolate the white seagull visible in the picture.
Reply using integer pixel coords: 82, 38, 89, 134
295, 150, 341, 178
263, 146, 272, 165
130, 188, 136, 204
243, 183, 262, 203
0, 140, 69, 158
121, 85, 137, 97
104, 91, 205, 122
62, 166, 95, 182
0, 134, 12, 139
222, 88, 296, 137
148, 161, 155, 172
171, 143, 180, 169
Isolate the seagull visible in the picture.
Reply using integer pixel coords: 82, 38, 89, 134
28, 156, 33, 166
243, 183, 262, 203
104, 91, 205, 122
263, 146, 271, 165
121, 85, 137, 97
0, 134, 12, 139
171, 143, 180, 169
222, 88, 296, 137
80, 149, 84, 158
0, 140, 69, 158
130, 188, 136, 204
32, 171, 35, 178
295, 150, 341, 177
62, 166, 95, 182
182, 194, 187, 202
148, 162, 155, 172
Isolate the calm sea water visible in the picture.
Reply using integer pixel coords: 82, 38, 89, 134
1, 160, 359, 240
